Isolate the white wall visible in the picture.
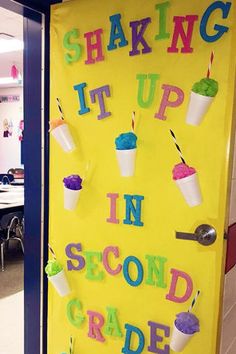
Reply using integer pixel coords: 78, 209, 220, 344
0, 86, 23, 173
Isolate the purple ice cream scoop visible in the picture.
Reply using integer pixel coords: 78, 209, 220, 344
175, 312, 200, 335
63, 174, 82, 190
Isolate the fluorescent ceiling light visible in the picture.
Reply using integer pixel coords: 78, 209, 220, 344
0, 77, 22, 85
0, 38, 23, 53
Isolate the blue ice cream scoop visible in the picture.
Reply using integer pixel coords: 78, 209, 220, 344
115, 132, 137, 150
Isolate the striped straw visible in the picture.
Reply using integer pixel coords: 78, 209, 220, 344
206, 51, 214, 79
48, 244, 56, 259
69, 336, 73, 354
131, 111, 135, 132
170, 129, 186, 164
188, 290, 201, 312
56, 98, 64, 120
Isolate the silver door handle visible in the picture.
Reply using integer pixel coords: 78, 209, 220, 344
176, 224, 217, 246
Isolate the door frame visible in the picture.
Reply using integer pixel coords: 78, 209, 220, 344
0, 1, 49, 353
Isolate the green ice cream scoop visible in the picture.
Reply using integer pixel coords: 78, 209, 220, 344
192, 78, 218, 97
45, 259, 63, 277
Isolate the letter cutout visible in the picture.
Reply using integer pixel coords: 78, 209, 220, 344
129, 18, 152, 56
106, 193, 119, 224
73, 82, 90, 115
89, 85, 111, 120
137, 74, 160, 108
67, 299, 85, 328
123, 256, 144, 287
63, 29, 81, 64
145, 255, 167, 288
103, 246, 122, 275
200, 1, 232, 42
87, 310, 105, 342
123, 194, 144, 227
166, 268, 193, 303
155, 2, 170, 40
167, 15, 198, 53
104, 307, 123, 337
84, 28, 104, 64
148, 321, 170, 354
84, 251, 104, 281
122, 324, 145, 354
155, 84, 184, 120
65, 243, 85, 271
108, 13, 128, 50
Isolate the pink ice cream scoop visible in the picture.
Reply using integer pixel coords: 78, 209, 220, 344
172, 163, 196, 181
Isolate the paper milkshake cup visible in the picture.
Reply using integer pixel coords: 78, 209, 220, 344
48, 269, 71, 297
51, 124, 75, 152
116, 148, 136, 177
175, 173, 202, 207
64, 186, 81, 210
186, 91, 214, 126
170, 324, 194, 352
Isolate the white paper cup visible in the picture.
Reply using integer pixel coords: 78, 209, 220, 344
186, 91, 214, 126
170, 324, 194, 352
116, 148, 136, 177
64, 187, 81, 210
48, 269, 71, 297
175, 173, 202, 207
51, 124, 75, 152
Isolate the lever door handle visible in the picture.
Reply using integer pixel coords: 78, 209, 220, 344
176, 224, 217, 246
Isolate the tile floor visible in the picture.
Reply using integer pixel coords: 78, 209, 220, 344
0, 291, 24, 354
0, 245, 24, 354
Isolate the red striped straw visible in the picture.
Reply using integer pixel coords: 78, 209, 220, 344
48, 244, 56, 259
132, 111, 135, 132
206, 51, 214, 78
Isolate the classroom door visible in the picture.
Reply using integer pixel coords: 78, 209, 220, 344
48, 1, 236, 353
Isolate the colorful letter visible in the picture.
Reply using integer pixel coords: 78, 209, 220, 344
167, 15, 198, 53
200, 1, 232, 42
84, 251, 104, 281
104, 307, 123, 337
65, 243, 85, 271
87, 310, 105, 342
103, 246, 122, 276
148, 321, 170, 354
123, 194, 144, 227
107, 13, 128, 50
122, 324, 145, 354
106, 193, 119, 224
67, 299, 85, 328
89, 85, 111, 120
129, 18, 152, 56
166, 268, 193, 303
123, 256, 143, 287
63, 28, 81, 64
145, 255, 167, 288
155, 84, 184, 120
137, 74, 160, 108
155, 2, 170, 40
84, 28, 104, 64
73, 82, 90, 115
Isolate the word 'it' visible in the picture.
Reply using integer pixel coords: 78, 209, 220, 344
106, 193, 144, 227
74, 83, 111, 120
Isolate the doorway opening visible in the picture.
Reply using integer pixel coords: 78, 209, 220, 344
0, 6, 24, 353
0, 1, 48, 353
